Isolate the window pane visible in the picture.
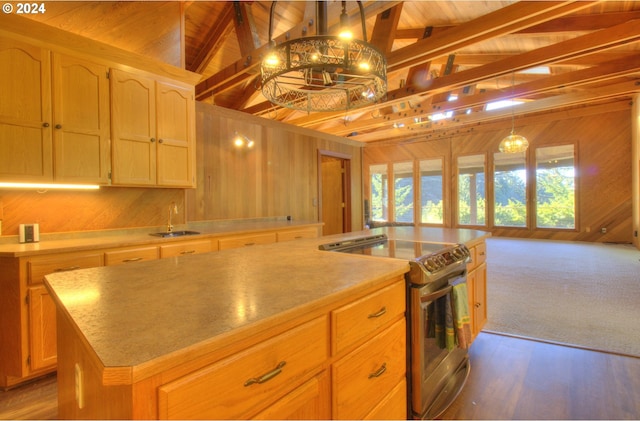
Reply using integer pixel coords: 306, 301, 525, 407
458, 155, 486, 226
370, 164, 388, 221
393, 161, 414, 223
494, 151, 527, 227
536, 145, 575, 229
420, 159, 443, 224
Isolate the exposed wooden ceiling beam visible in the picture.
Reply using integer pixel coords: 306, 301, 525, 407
321, 56, 640, 137
349, 79, 640, 143
286, 15, 639, 130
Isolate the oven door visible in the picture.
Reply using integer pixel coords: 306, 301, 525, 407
409, 273, 470, 419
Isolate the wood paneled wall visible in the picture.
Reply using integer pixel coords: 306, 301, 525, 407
363, 102, 634, 243
186, 103, 364, 229
0, 103, 365, 237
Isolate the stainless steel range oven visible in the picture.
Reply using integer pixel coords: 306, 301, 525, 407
320, 234, 472, 420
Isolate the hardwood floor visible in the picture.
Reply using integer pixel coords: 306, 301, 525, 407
441, 332, 640, 420
1, 332, 639, 420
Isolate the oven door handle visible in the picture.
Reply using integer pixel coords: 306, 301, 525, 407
420, 284, 453, 303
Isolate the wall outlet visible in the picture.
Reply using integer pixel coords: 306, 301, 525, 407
600, 227, 607, 234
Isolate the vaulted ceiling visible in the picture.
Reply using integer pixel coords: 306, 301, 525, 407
24, 1, 640, 145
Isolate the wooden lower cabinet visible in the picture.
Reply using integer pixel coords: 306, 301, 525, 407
332, 319, 407, 420
55, 276, 407, 419
467, 240, 488, 340
27, 285, 58, 372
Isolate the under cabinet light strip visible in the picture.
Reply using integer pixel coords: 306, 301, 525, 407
0, 182, 100, 190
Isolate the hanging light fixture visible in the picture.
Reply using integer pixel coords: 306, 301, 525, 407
499, 72, 529, 153
260, 1, 387, 113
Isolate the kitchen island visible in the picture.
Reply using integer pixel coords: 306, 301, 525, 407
44, 227, 489, 419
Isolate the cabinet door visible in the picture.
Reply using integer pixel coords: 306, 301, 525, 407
156, 81, 195, 187
27, 285, 57, 372
52, 53, 110, 184
111, 68, 157, 186
473, 262, 487, 336
0, 37, 53, 181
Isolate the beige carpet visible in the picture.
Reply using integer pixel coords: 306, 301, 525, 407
484, 237, 640, 357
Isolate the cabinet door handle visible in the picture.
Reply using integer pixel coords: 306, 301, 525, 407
122, 257, 143, 263
368, 306, 387, 319
244, 361, 286, 387
368, 362, 387, 379
54, 265, 80, 272
55, 124, 62, 129
158, 138, 164, 143
180, 250, 196, 254
150, 138, 156, 143
42, 122, 50, 128
244, 242, 255, 246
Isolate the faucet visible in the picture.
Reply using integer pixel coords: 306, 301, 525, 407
167, 202, 177, 233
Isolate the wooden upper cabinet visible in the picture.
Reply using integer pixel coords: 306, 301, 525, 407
52, 53, 111, 184
110, 68, 157, 186
0, 37, 53, 182
156, 81, 196, 187
111, 69, 196, 188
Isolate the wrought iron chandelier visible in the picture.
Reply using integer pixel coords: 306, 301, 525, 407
260, 1, 387, 113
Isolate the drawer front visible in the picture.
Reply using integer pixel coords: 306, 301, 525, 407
104, 246, 159, 266
159, 239, 214, 258
332, 280, 405, 354
332, 318, 407, 420
276, 227, 318, 242
158, 316, 328, 420
27, 252, 104, 285
363, 378, 407, 420
218, 232, 276, 250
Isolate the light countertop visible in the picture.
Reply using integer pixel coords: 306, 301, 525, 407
0, 218, 322, 257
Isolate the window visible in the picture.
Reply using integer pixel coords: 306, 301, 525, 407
393, 161, 414, 223
535, 145, 575, 229
458, 155, 486, 226
420, 159, 444, 224
494, 151, 527, 227
369, 164, 388, 221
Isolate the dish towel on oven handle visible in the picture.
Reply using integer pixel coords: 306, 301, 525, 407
451, 282, 472, 350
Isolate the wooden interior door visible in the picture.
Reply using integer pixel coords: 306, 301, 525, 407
320, 153, 351, 235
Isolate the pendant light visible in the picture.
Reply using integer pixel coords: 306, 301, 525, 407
260, 1, 387, 113
499, 72, 529, 153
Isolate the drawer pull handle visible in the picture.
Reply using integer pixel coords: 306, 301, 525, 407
368, 363, 387, 379
368, 306, 387, 319
180, 250, 196, 254
122, 257, 143, 263
244, 361, 286, 387
244, 242, 256, 246
54, 266, 81, 272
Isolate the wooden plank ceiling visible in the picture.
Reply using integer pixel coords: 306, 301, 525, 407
24, 1, 640, 145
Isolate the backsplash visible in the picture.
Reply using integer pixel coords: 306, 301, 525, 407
0, 187, 186, 236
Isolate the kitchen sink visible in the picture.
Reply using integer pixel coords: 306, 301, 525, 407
149, 230, 200, 238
